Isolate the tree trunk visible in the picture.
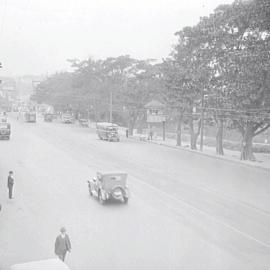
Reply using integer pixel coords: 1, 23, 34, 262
129, 122, 135, 136
137, 113, 145, 134
189, 117, 197, 150
216, 119, 224, 155
240, 123, 255, 161
176, 109, 183, 146
194, 119, 201, 149
128, 111, 138, 136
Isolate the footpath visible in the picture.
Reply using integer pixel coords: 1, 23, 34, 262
117, 127, 270, 171
71, 121, 270, 171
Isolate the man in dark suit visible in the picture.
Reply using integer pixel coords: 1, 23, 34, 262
7, 171, 14, 199
55, 227, 71, 261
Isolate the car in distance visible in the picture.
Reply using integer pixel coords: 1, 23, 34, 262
24, 111, 36, 122
61, 113, 74, 124
0, 122, 11, 140
44, 113, 54, 122
87, 171, 129, 204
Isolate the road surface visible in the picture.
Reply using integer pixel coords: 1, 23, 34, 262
0, 116, 270, 270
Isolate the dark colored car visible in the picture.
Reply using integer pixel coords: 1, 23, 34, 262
87, 171, 129, 204
44, 113, 53, 122
0, 122, 11, 139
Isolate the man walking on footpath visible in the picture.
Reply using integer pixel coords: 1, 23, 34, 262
7, 171, 14, 199
55, 227, 71, 261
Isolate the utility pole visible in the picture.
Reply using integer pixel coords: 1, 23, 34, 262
200, 89, 205, 151
109, 91, 113, 123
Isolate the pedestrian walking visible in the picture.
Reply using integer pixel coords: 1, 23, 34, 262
149, 129, 153, 140
126, 128, 129, 138
7, 171, 14, 199
55, 227, 71, 262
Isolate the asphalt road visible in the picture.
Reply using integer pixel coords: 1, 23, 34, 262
0, 116, 270, 270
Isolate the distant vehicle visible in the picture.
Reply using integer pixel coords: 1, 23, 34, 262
61, 113, 74, 124
24, 112, 36, 123
87, 171, 129, 204
44, 113, 53, 122
0, 122, 11, 140
96, 122, 120, 141
11, 258, 70, 270
79, 118, 89, 127
0, 112, 7, 123
13, 106, 19, 112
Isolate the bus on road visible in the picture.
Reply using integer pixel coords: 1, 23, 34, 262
96, 122, 120, 142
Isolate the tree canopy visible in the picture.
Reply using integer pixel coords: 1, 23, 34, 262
32, 0, 270, 160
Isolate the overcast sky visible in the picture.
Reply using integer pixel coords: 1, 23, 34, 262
0, 0, 234, 76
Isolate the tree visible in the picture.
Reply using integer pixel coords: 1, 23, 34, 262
118, 59, 163, 135
32, 72, 75, 111
165, 22, 213, 150
204, 0, 270, 160
166, 0, 270, 158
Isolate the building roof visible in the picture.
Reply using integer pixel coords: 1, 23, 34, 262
145, 100, 165, 109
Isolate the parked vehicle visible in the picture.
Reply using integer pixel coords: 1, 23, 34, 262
11, 259, 70, 270
79, 118, 89, 127
96, 122, 120, 141
0, 112, 7, 122
24, 112, 36, 122
0, 122, 11, 139
87, 171, 129, 204
44, 113, 53, 122
62, 113, 74, 124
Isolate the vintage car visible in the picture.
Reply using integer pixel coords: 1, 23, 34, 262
0, 112, 7, 123
11, 259, 70, 270
44, 113, 54, 122
87, 172, 129, 204
0, 122, 11, 139
61, 113, 74, 124
24, 111, 36, 122
79, 118, 89, 127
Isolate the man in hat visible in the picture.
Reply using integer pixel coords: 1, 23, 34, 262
55, 227, 71, 261
7, 171, 14, 199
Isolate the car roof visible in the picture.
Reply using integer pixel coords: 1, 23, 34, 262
96, 122, 118, 127
11, 259, 70, 270
97, 171, 127, 176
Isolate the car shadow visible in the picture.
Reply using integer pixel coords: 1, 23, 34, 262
88, 195, 128, 208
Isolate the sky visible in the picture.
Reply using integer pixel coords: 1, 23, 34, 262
0, 0, 234, 76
